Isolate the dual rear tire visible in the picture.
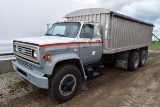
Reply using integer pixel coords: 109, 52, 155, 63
139, 50, 147, 67
128, 49, 147, 71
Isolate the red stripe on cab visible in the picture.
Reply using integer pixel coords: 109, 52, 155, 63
39, 42, 102, 48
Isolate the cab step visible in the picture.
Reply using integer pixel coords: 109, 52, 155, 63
84, 63, 104, 80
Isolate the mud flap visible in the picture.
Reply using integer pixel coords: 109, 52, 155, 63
115, 51, 129, 69
81, 79, 88, 91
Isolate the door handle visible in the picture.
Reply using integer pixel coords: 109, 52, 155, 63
96, 40, 101, 42
83, 46, 90, 48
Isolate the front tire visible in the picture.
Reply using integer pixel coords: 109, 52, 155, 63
49, 64, 81, 103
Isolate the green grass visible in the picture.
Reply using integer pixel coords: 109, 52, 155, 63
149, 42, 160, 49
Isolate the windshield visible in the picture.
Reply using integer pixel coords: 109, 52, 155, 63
45, 22, 81, 38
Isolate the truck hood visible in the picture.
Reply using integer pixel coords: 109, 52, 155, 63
15, 36, 76, 45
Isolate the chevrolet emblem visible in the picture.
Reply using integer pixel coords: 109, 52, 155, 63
21, 48, 26, 53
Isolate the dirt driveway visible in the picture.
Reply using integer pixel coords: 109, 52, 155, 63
2, 50, 160, 107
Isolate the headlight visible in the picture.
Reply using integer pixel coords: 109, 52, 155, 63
14, 45, 18, 52
32, 50, 37, 58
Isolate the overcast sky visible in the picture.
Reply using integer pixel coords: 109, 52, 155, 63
0, 0, 159, 39
24, 0, 160, 38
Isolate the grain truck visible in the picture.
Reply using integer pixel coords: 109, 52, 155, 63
12, 8, 154, 103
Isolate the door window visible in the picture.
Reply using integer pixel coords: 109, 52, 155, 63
80, 24, 94, 38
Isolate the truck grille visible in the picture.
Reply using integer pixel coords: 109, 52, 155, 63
14, 42, 39, 63
18, 46, 32, 57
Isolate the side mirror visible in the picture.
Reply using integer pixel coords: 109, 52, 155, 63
94, 23, 102, 38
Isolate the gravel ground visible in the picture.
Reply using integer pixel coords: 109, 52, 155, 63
0, 50, 160, 107
0, 72, 40, 106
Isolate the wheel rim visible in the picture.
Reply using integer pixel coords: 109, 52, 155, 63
142, 52, 146, 64
134, 56, 139, 68
59, 74, 76, 96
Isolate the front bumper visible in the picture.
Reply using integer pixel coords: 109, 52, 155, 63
12, 60, 48, 89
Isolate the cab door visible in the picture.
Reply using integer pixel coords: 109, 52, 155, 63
78, 24, 103, 64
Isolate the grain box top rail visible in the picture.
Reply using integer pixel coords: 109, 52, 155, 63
65, 8, 154, 27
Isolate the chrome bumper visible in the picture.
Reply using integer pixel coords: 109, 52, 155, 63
12, 60, 48, 89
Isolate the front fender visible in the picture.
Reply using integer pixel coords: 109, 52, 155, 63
51, 53, 80, 67
44, 53, 80, 75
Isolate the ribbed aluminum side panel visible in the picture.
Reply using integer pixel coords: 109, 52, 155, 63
108, 16, 153, 51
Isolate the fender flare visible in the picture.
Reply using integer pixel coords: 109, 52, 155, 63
49, 53, 87, 80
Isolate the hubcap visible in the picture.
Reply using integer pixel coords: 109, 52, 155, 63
59, 74, 76, 96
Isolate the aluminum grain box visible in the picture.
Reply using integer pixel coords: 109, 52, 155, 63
65, 8, 154, 54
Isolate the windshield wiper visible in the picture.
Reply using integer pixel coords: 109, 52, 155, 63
46, 34, 67, 37
45, 33, 52, 36
55, 34, 65, 37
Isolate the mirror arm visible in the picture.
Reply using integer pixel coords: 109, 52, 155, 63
83, 38, 92, 48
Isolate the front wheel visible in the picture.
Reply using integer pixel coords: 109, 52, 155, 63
49, 64, 81, 103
